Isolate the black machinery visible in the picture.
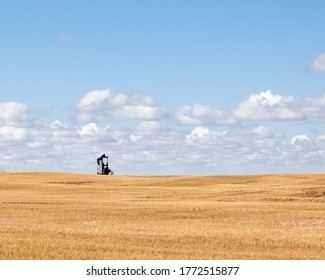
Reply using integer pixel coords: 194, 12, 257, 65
97, 154, 114, 175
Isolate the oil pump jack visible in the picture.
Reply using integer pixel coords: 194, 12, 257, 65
96, 154, 114, 175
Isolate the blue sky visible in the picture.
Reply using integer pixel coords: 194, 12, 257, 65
1, 0, 325, 174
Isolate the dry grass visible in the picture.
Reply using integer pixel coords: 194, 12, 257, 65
0, 172, 324, 259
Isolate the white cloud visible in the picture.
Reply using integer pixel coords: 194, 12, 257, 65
233, 90, 304, 121
2, 88, 325, 174
0, 102, 28, 125
300, 95, 325, 119
309, 52, 325, 71
74, 89, 325, 126
50, 120, 67, 129
130, 134, 141, 142
75, 89, 168, 122
250, 126, 271, 138
113, 105, 168, 120
0, 102, 29, 144
175, 104, 238, 125
186, 126, 212, 144
28, 141, 50, 148
0, 126, 26, 141
110, 93, 128, 106
175, 91, 325, 125
317, 135, 325, 142
76, 89, 111, 111
135, 121, 166, 132
78, 123, 99, 136
290, 134, 310, 145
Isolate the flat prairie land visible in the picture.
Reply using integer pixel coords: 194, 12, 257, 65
0, 172, 324, 260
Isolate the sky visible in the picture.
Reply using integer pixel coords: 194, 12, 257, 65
1, 0, 325, 175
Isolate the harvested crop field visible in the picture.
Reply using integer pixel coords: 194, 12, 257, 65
0, 172, 324, 260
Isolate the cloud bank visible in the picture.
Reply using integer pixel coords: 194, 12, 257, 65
1, 89, 325, 174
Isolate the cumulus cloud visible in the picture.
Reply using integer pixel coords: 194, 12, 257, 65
74, 89, 325, 126
78, 123, 99, 136
309, 52, 325, 71
75, 89, 168, 123
2, 88, 325, 174
0, 102, 28, 125
301, 95, 325, 119
175, 104, 238, 125
113, 105, 168, 120
76, 89, 111, 110
185, 126, 219, 145
76, 122, 128, 144
290, 134, 310, 145
233, 90, 304, 121
0, 126, 26, 142
174, 91, 325, 125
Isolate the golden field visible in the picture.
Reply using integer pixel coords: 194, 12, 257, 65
0, 172, 324, 260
